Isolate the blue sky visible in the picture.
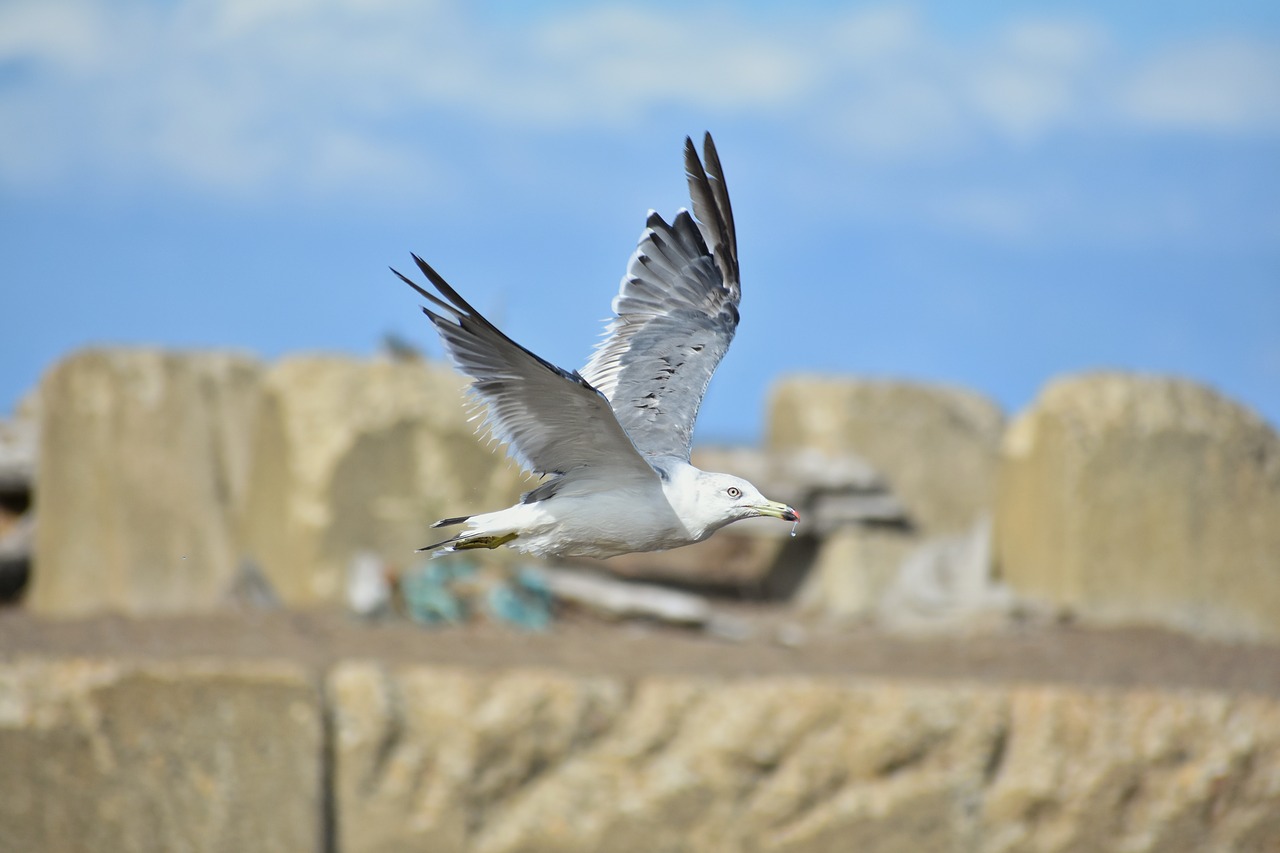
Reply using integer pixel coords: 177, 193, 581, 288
2, 0, 1278, 443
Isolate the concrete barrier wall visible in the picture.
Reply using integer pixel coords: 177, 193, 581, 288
3, 659, 1278, 853
26, 350, 1280, 640
995, 373, 1280, 641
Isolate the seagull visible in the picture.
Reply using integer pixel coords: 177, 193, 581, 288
393, 133, 798, 559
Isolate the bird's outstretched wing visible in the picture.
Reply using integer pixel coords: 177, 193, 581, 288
580, 133, 741, 461
393, 255, 656, 483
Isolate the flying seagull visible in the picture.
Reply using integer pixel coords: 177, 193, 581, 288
393, 133, 798, 559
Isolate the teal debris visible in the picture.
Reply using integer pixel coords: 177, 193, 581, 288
487, 566, 554, 631
400, 559, 476, 625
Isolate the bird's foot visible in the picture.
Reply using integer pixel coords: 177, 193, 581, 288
454, 532, 519, 551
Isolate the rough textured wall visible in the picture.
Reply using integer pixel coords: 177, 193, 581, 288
239, 355, 530, 605
4, 657, 1277, 852
995, 373, 1280, 641
768, 377, 1004, 535
328, 664, 1280, 853
0, 659, 323, 853
765, 377, 1005, 622
31, 350, 532, 613
32, 349, 264, 614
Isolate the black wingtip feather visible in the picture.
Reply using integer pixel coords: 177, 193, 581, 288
391, 265, 432, 300
410, 254, 479, 315
394, 265, 459, 319
394, 251, 601, 397
700, 133, 736, 252
682, 132, 738, 287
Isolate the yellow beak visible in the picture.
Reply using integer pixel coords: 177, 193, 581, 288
756, 501, 800, 523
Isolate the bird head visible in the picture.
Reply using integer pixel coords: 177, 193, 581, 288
684, 469, 799, 535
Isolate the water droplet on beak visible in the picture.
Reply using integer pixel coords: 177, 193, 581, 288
790, 520, 799, 538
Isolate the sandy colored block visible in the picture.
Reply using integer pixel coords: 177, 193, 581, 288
327, 664, 1003, 853
32, 349, 263, 614
981, 686, 1280, 852
795, 525, 918, 620
767, 377, 1004, 535
240, 355, 530, 605
995, 373, 1280, 641
328, 663, 1280, 852
0, 658, 323, 853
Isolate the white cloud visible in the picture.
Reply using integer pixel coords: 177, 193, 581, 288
928, 189, 1038, 241
0, 0, 464, 197
0, 1, 1276, 199
965, 20, 1108, 142
0, 0, 115, 72
822, 5, 926, 72
1121, 37, 1280, 133
815, 15, 1113, 156
526, 7, 812, 121
1001, 18, 1105, 66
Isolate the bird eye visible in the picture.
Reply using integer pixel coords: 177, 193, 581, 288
726, 486, 742, 499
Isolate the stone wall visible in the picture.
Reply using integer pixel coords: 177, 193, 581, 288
31, 350, 264, 614
768, 377, 1004, 535
0, 659, 323, 853
239, 355, 529, 605
29, 351, 530, 613
994, 374, 1280, 641
24, 349, 1280, 641
328, 664, 1280, 853
4, 658, 1278, 853
766, 377, 1006, 623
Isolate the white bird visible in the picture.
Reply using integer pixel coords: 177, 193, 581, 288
393, 133, 798, 559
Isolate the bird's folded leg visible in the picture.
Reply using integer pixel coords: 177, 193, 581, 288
454, 532, 519, 551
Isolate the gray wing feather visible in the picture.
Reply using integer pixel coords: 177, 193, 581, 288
581, 133, 741, 460
393, 255, 656, 483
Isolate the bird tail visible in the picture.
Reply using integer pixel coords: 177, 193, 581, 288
419, 506, 528, 553
416, 514, 473, 551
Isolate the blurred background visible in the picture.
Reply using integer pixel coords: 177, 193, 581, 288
1, 0, 1277, 439
2, 3, 1279, 852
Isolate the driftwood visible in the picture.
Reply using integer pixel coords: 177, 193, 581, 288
539, 567, 711, 627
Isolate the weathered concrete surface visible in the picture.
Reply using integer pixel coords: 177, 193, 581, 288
793, 525, 918, 620
240, 355, 530, 606
983, 686, 1280, 852
767, 377, 1004, 535
875, 518, 1022, 635
995, 373, 1280, 642
31, 349, 264, 614
0, 658, 323, 853
328, 663, 1280, 853
29, 350, 531, 612
765, 378, 1003, 620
